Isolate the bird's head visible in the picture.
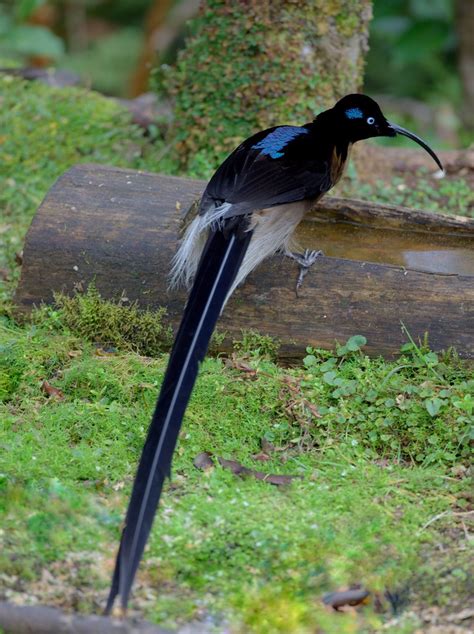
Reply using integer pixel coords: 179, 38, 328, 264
331, 94, 443, 171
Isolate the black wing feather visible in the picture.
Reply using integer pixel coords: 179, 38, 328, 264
200, 124, 332, 218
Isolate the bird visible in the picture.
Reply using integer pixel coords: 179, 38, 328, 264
105, 93, 443, 614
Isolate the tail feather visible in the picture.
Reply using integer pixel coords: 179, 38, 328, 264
105, 220, 252, 613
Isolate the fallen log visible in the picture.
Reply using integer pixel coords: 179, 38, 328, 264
14, 163, 474, 359
0, 601, 171, 634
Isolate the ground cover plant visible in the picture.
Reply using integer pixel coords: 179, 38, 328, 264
1, 316, 473, 633
0, 76, 473, 633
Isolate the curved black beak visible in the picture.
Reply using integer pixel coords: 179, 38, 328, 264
387, 121, 444, 172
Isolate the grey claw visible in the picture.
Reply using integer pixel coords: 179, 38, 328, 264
285, 249, 323, 294
301, 249, 323, 268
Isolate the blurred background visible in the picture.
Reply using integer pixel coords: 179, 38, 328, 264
0, 0, 472, 147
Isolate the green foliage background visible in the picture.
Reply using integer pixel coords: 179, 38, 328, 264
366, 0, 458, 103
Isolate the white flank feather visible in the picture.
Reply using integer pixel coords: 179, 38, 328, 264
169, 202, 232, 289
227, 200, 311, 296
169, 200, 313, 299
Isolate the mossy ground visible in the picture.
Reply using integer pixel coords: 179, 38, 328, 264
0, 76, 473, 633
1, 316, 472, 633
0, 74, 170, 305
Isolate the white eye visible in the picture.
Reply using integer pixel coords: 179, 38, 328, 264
367, 117, 375, 125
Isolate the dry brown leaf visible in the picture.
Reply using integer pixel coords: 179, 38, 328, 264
255, 472, 300, 486
261, 437, 276, 454
41, 380, 64, 400
224, 355, 259, 378
193, 452, 215, 471
217, 456, 301, 487
322, 588, 370, 610
252, 452, 271, 462
194, 451, 301, 486
216, 457, 246, 475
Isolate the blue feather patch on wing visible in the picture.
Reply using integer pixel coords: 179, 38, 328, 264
252, 126, 309, 159
345, 107, 363, 119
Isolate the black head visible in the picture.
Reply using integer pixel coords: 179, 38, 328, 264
330, 94, 443, 171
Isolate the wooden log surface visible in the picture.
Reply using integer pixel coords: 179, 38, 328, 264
0, 601, 171, 634
15, 163, 474, 359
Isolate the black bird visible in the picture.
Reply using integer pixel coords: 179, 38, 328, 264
105, 94, 443, 614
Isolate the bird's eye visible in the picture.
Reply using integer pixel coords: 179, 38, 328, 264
367, 117, 375, 125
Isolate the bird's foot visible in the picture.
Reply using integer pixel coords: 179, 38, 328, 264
285, 249, 323, 294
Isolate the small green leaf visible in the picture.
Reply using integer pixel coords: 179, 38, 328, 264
425, 397, 443, 417
303, 354, 316, 368
423, 352, 439, 366
452, 394, 473, 415
323, 371, 338, 386
332, 380, 357, 398
346, 335, 367, 352
365, 389, 378, 402
319, 359, 337, 372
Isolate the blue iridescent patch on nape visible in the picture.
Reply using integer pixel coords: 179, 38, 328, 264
345, 107, 363, 119
252, 126, 309, 159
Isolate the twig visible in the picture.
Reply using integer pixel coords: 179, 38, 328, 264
418, 509, 474, 535
417, 510, 451, 534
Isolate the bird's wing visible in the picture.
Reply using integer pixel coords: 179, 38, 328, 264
200, 124, 332, 217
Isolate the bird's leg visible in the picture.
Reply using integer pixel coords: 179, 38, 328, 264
285, 248, 323, 293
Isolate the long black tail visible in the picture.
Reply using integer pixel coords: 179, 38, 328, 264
105, 220, 252, 614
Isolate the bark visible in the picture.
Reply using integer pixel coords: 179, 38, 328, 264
456, 0, 474, 131
0, 602, 170, 634
14, 164, 474, 360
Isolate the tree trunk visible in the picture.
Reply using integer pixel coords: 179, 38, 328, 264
456, 0, 474, 131
165, 0, 373, 174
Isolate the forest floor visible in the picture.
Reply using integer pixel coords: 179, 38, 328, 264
1, 77, 473, 633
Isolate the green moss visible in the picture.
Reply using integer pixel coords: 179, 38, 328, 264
159, 0, 372, 176
0, 74, 168, 304
33, 285, 173, 357
233, 328, 281, 361
1, 320, 472, 631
